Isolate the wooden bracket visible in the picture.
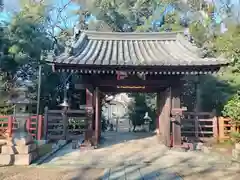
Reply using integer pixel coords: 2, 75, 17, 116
116, 71, 128, 80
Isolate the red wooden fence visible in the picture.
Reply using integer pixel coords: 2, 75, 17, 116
218, 117, 240, 142
26, 115, 44, 140
0, 115, 43, 140
1, 113, 240, 142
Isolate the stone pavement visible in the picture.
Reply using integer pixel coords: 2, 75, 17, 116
0, 166, 104, 180
102, 165, 183, 180
40, 132, 240, 180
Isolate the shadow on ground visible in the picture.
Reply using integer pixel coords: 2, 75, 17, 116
42, 131, 155, 164
96, 158, 240, 180
39, 131, 240, 180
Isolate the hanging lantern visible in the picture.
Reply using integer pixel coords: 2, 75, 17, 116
59, 99, 69, 107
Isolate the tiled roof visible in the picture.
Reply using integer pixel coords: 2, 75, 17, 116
52, 31, 227, 67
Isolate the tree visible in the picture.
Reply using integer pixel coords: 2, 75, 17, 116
1, 0, 53, 109
222, 92, 240, 143
222, 93, 240, 124
74, 0, 183, 32
127, 93, 157, 131
0, 0, 73, 114
128, 93, 148, 131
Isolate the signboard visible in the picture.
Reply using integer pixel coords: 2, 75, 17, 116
117, 86, 145, 89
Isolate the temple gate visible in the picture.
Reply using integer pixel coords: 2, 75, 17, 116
47, 31, 227, 148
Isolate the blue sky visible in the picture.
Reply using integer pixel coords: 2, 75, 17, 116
48, 0, 79, 30
0, 0, 79, 27
1, 0, 240, 27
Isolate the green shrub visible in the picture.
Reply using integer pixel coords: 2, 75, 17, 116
222, 93, 240, 124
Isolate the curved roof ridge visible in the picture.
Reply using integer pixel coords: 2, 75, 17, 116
50, 31, 229, 68
82, 30, 184, 40
176, 34, 199, 52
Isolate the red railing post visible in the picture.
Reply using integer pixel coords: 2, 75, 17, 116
7, 116, 13, 137
37, 115, 43, 140
26, 117, 31, 133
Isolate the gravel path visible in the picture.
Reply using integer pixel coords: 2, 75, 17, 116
1, 132, 239, 180
41, 132, 240, 179
0, 166, 104, 180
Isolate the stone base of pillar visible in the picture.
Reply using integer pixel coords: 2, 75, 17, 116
235, 143, 240, 150
14, 135, 33, 146
0, 135, 38, 166
80, 140, 95, 151
14, 152, 38, 165
0, 151, 38, 165
157, 134, 164, 143
154, 129, 160, 135
1, 144, 36, 154
232, 149, 240, 161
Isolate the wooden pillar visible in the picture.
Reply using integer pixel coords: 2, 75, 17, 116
156, 93, 160, 135
95, 87, 100, 144
62, 109, 68, 140
7, 116, 13, 137
43, 107, 48, 140
87, 89, 94, 132
158, 88, 171, 147
171, 86, 182, 147
37, 115, 43, 140
98, 95, 102, 139
195, 76, 201, 112
157, 92, 166, 137
194, 77, 201, 139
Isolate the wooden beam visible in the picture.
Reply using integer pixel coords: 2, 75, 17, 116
53, 63, 223, 74
75, 84, 93, 90
99, 86, 165, 93
95, 79, 172, 87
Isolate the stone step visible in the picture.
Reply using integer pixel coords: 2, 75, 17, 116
0, 151, 37, 165
1, 144, 36, 154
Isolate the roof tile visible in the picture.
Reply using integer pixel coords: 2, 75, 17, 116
52, 31, 228, 67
